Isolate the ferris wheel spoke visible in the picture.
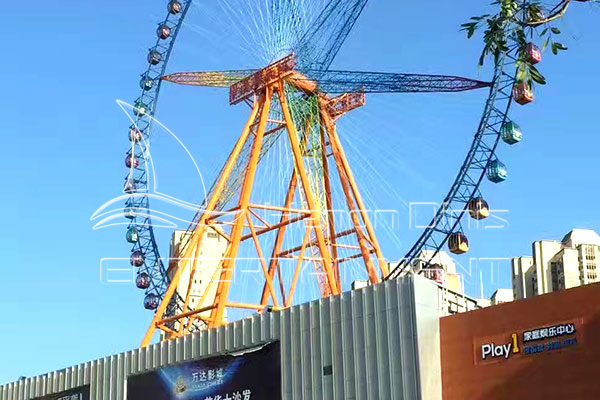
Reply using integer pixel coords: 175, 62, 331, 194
295, 0, 369, 70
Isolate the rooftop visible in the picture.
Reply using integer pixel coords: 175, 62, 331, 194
561, 229, 600, 247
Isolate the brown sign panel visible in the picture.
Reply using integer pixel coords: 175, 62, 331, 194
441, 283, 600, 399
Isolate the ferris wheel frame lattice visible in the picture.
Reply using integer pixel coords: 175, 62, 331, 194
124, 0, 192, 311
122, 0, 529, 344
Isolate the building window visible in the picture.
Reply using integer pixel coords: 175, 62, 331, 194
551, 262, 560, 291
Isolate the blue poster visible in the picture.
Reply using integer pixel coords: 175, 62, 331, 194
127, 342, 281, 399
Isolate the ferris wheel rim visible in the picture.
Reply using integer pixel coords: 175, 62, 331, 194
387, 46, 519, 279
126, 0, 194, 309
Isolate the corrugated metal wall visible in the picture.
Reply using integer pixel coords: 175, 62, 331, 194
0, 276, 438, 400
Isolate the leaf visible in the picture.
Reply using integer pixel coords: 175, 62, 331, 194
555, 42, 568, 50
552, 42, 568, 54
531, 75, 546, 85
478, 51, 486, 67
551, 27, 561, 34
529, 65, 546, 85
542, 37, 550, 52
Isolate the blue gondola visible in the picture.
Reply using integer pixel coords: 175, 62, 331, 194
133, 101, 148, 116
140, 76, 154, 91
126, 227, 139, 244
124, 207, 136, 219
501, 121, 522, 145
487, 160, 507, 183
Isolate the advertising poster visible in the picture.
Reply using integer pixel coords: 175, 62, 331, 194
33, 385, 90, 400
127, 341, 281, 400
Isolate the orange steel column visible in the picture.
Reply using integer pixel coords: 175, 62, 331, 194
208, 87, 273, 328
278, 83, 339, 295
246, 213, 279, 307
329, 127, 389, 277
319, 124, 340, 287
140, 97, 263, 347
259, 115, 312, 306
319, 101, 389, 280
323, 124, 379, 284
285, 226, 311, 307
260, 171, 297, 306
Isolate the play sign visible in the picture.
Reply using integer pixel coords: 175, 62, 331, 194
474, 319, 581, 364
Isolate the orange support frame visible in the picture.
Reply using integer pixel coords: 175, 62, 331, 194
141, 59, 388, 347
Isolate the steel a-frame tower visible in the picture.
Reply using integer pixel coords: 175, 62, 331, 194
142, 55, 388, 346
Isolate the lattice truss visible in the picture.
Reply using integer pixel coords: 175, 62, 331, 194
163, 68, 489, 94
145, 66, 395, 343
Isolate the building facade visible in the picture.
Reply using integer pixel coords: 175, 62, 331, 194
168, 229, 228, 322
0, 276, 478, 400
489, 288, 513, 305
511, 256, 533, 298
512, 229, 600, 299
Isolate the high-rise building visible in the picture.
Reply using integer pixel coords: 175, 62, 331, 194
167, 228, 228, 322
512, 228, 600, 299
511, 256, 534, 298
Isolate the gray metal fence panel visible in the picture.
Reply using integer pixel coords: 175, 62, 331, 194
1, 276, 441, 400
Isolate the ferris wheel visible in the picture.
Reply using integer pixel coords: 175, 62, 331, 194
101, 0, 566, 345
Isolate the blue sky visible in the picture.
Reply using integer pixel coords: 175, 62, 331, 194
1, 0, 599, 384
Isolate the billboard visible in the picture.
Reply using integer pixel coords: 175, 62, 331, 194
441, 283, 600, 399
127, 341, 281, 400
33, 385, 89, 400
